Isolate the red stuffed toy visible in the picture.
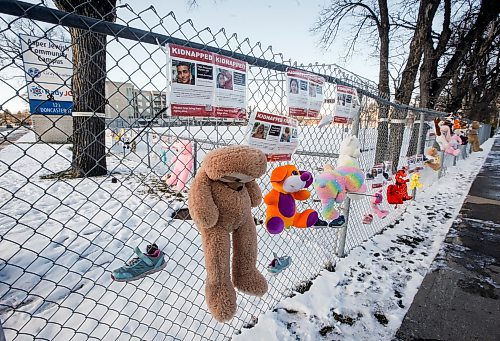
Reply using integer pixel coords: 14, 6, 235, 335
387, 168, 413, 206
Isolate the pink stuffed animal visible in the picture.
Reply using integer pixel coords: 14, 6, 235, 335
163, 139, 194, 192
371, 190, 389, 218
437, 123, 460, 156
450, 134, 462, 153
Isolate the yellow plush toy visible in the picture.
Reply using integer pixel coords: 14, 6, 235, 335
409, 173, 423, 190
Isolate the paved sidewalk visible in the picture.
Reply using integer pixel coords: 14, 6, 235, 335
396, 136, 500, 341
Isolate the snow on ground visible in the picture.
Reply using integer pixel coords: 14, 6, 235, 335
234, 138, 494, 341
0, 122, 486, 340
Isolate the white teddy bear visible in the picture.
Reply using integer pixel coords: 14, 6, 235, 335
337, 135, 361, 168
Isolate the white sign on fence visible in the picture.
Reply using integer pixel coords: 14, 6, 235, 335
167, 43, 248, 118
286, 68, 324, 118
246, 111, 299, 161
20, 34, 73, 115
332, 84, 360, 123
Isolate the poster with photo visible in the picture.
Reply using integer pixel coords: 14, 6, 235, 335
370, 164, 386, 189
332, 85, 360, 123
406, 155, 416, 173
287, 68, 324, 117
247, 111, 299, 161
167, 43, 247, 118
416, 154, 424, 170
383, 160, 393, 181
426, 131, 436, 148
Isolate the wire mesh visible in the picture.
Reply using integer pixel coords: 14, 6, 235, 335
0, 1, 492, 340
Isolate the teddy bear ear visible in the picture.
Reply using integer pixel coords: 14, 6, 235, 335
270, 166, 290, 182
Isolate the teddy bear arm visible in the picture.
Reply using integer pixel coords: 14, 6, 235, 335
245, 180, 263, 207
292, 189, 310, 201
188, 171, 219, 229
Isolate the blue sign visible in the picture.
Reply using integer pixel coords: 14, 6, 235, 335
29, 99, 73, 115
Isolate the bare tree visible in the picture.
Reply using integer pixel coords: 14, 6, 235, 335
312, 0, 391, 164
53, 0, 117, 177
425, 0, 500, 108
0, 20, 68, 80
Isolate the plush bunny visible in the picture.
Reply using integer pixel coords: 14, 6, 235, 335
188, 146, 268, 322
264, 165, 318, 234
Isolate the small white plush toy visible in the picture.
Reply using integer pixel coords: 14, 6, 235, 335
337, 135, 362, 168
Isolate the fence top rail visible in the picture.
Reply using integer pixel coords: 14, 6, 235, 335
0, 0, 450, 118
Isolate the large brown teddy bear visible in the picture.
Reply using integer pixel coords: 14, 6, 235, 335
467, 121, 483, 152
188, 145, 268, 322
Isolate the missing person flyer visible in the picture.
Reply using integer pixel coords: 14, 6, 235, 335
287, 68, 325, 118
369, 164, 386, 189
167, 43, 247, 118
247, 111, 299, 161
332, 85, 360, 123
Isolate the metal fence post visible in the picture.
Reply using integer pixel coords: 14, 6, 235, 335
336, 106, 361, 258
193, 140, 198, 176
412, 112, 425, 200
146, 129, 151, 169
438, 150, 445, 178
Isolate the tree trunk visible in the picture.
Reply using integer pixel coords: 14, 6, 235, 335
428, 0, 500, 106
54, 0, 117, 177
69, 29, 107, 177
399, 0, 441, 158
374, 0, 390, 165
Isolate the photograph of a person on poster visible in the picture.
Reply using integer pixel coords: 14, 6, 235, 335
216, 68, 233, 90
289, 78, 299, 94
309, 84, 316, 97
280, 127, 291, 143
338, 93, 346, 106
251, 123, 268, 139
173, 60, 195, 85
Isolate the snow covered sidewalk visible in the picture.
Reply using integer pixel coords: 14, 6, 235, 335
234, 138, 495, 341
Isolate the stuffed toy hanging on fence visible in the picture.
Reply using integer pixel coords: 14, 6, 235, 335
163, 139, 194, 192
188, 145, 268, 322
371, 190, 389, 218
468, 121, 483, 152
425, 147, 441, 171
434, 118, 460, 156
387, 168, 412, 206
314, 164, 367, 222
264, 165, 318, 234
337, 135, 362, 168
409, 173, 423, 191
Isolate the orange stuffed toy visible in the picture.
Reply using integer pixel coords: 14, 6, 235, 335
264, 165, 318, 234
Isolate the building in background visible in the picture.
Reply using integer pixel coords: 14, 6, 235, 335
105, 81, 167, 126
132, 89, 167, 120
105, 81, 135, 120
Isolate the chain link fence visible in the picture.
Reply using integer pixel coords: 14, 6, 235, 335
0, 1, 493, 340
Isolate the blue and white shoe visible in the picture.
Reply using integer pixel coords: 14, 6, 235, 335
111, 244, 166, 282
267, 252, 292, 275
329, 215, 346, 227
